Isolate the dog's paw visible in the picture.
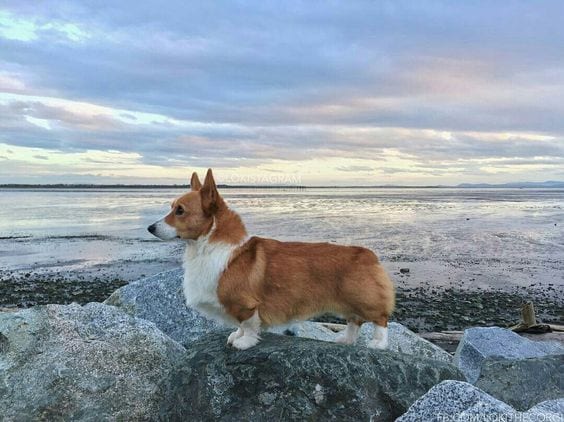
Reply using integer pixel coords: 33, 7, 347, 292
227, 328, 243, 345
232, 335, 259, 350
367, 338, 388, 350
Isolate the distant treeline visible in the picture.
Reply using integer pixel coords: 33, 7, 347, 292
0, 184, 307, 189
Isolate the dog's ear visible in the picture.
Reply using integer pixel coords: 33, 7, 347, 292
200, 168, 219, 216
190, 172, 202, 191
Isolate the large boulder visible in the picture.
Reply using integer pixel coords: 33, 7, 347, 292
454, 327, 564, 411
0, 303, 185, 421
474, 354, 564, 411
454, 327, 564, 384
105, 269, 220, 343
526, 399, 564, 418
396, 380, 514, 421
273, 321, 452, 363
397, 380, 564, 421
158, 332, 464, 421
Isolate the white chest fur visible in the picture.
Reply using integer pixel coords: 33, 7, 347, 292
182, 236, 237, 326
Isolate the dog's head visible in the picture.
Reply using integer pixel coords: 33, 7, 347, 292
148, 169, 223, 240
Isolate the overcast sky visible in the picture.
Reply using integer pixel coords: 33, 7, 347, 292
1, 1, 563, 185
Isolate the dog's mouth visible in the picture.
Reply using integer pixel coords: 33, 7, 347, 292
147, 221, 179, 241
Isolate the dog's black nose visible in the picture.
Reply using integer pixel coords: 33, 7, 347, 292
147, 224, 156, 234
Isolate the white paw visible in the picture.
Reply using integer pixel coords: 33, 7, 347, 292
367, 338, 388, 350
232, 335, 260, 350
227, 329, 243, 345
335, 334, 354, 345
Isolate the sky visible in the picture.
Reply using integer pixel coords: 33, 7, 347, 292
1, 1, 563, 186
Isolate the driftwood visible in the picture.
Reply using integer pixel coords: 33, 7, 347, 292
420, 331, 463, 342
510, 301, 555, 333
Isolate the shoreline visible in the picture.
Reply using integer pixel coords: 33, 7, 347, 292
2, 264, 562, 333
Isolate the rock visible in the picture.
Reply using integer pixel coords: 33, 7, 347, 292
0, 303, 185, 421
454, 326, 563, 383
474, 354, 564, 411
360, 323, 453, 363
105, 269, 220, 344
158, 332, 464, 421
454, 326, 564, 411
526, 398, 564, 418
276, 321, 452, 363
269, 321, 336, 342
400, 268, 410, 274
397, 381, 564, 421
397, 380, 514, 421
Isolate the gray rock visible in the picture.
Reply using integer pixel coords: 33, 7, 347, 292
0, 303, 185, 421
454, 326, 563, 384
475, 354, 564, 411
274, 321, 452, 363
397, 380, 514, 421
361, 322, 453, 363
268, 321, 337, 342
158, 332, 464, 421
397, 381, 564, 421
526, 398, 564, 418
105, 268, 220, 344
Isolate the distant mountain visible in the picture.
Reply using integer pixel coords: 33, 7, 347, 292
456, 181, 564, 188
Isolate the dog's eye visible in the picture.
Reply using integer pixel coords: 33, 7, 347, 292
175, 206, 185, 216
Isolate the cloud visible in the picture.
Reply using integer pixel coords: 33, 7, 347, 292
0, 1, 563, 184
336, 165, 374, 173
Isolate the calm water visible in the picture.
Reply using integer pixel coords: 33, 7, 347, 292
1, 187, 563, 293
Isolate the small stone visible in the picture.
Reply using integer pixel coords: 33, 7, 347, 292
399, 268, 410, 274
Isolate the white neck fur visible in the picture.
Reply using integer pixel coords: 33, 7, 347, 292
181, 221, 243, 326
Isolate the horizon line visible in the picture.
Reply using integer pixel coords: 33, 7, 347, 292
1, 181, 563, 189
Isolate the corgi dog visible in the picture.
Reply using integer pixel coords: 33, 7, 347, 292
148, 169, 395, 350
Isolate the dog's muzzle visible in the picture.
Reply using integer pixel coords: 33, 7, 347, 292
147, 218, 178, 240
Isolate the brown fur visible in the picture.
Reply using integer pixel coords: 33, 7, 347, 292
163, 168, 395, 329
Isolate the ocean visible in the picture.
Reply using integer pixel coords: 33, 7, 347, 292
1, 187, 563, 300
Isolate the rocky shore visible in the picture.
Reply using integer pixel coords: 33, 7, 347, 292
2, 266, 562, 332
1, 270, 562, 421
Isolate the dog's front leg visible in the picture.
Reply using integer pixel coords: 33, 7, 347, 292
230, 310, 261, 350
226, 328, 243, 345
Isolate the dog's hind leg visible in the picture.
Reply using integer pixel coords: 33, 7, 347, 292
367, 315, 389, 350
335, 317, 362, 345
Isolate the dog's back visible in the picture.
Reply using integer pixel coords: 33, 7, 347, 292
218, 236, 395, 327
